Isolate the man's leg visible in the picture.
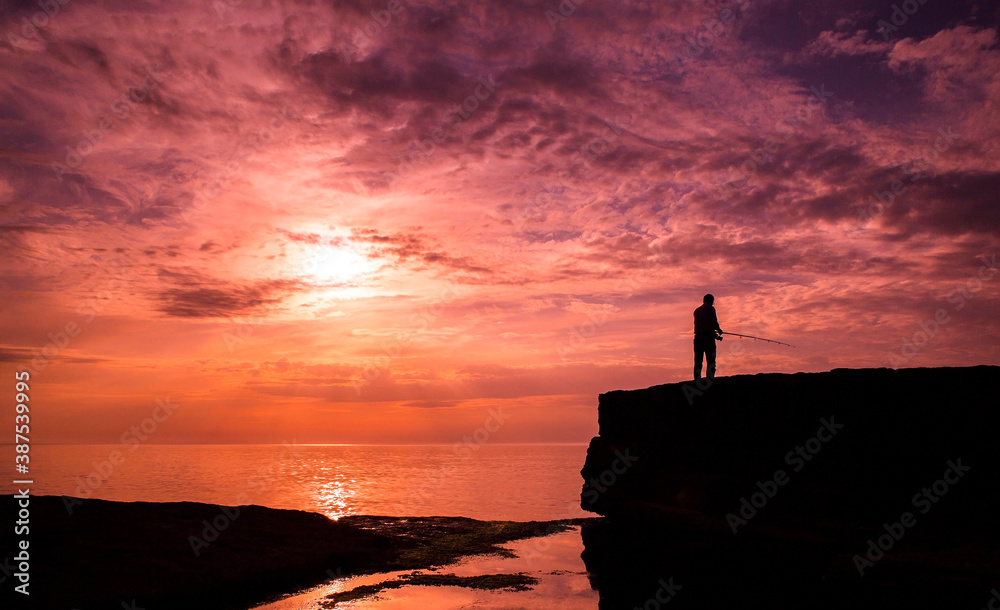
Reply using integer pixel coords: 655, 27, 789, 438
706, 341, 717, 379
694, 339, 704, 380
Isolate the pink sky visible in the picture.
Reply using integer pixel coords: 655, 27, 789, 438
1, 0, 998, 443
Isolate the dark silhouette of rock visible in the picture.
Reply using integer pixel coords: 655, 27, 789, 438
1, 496, 392, 609
0, 496, 579, 609
579, 366, 1000, 608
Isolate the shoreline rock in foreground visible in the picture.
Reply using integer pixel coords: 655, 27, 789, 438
0, 496, 580, 609
579, 365, 1000, 608
2, 496, 392, 609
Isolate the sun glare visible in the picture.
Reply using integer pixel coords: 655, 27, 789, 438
296, 242, 379, 285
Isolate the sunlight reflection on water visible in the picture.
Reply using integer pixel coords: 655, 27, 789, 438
250, 527, 597, 610
19, 444, 592, 521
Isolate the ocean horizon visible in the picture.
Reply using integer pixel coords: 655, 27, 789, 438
5, 443, 593, 521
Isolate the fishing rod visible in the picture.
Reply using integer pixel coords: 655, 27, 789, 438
720, 332, 795, 348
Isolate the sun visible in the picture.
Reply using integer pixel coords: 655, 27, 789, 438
296, 242, 378, 285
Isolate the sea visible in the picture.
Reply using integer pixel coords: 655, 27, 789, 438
11, 443, 593, 521
10, 443, 601, 608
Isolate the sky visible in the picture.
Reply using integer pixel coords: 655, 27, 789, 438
1, 0, 998, 444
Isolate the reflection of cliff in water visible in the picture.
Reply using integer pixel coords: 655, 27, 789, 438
578, 366, 1000, 609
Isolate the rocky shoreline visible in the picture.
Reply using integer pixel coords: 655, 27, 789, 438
1, 495, 586, 609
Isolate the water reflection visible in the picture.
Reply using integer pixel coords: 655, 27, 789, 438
251, 526, 598, 610
313, 479, 354, 519
20, 444, 591, 521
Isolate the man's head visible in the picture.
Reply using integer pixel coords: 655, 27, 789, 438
703, 293, 714, 305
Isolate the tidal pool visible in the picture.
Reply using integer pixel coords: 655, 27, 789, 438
250, 526, 597, 609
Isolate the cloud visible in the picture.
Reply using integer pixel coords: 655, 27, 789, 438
888, 26, 1000, 116
0, 345, 107, 364
155, 276, 303, 318
801, 29, 893, 59
0, 0, 997, 442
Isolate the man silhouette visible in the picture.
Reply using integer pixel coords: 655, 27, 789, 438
693, 294, 723, 380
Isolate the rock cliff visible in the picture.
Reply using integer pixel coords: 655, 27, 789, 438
579, 366, 1000, 608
